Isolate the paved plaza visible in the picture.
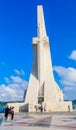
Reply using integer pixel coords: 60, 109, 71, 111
0, 111, 76, 130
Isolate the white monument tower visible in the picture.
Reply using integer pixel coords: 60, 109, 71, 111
24, 5, 72, 112
8, 5, 72, 112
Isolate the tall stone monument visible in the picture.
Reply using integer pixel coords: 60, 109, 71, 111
8, 5, 72, 112
24, 5, 72, 112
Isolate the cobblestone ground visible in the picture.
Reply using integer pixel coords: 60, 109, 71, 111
0, 112, 76, 130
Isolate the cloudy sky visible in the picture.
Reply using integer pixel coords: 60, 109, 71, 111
0, 0, 76, 101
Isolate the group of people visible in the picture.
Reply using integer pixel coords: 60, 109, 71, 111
4, 105, 14, 120
35, 104, 46, 113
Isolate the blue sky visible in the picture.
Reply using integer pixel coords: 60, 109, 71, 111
0, 0, 76, 101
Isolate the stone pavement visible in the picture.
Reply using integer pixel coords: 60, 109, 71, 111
0, 112, 76, 130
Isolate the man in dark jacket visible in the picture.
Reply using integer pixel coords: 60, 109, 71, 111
4, 105, 9, 120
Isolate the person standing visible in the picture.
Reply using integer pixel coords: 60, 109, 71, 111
4, 105, 9, 120
9, 106, 14, 120
40, 104, 43, 113
68, 105, 70, 112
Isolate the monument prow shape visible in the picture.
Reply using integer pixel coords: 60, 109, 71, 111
24, 5, 72, 112
8, 5, 72, 112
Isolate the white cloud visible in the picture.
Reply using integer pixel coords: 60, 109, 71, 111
53, 66, 76, 100
14, 69, 25, 75
64, 87, 75, 91
11, 76, 22, 83
53, 66, 76, 82
60, 80, 76, 86
14, 69, 21, 75
21, 69, 25, 75
0, 76, 28, 101
68, 50, 76, 61
4, 77, 10, 83
0, 68, 26, 101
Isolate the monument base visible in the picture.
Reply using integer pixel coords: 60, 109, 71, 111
8, 101, 72, 113
26, 101, 73, 112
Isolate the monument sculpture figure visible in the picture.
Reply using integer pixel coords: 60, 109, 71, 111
8, 5, 72, 112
